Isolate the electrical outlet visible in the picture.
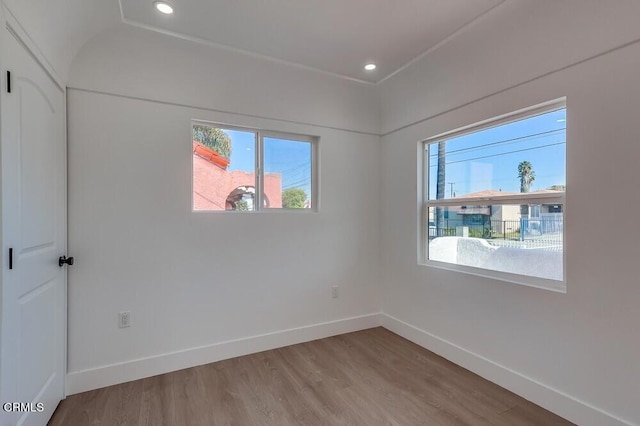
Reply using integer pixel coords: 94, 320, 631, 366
119, 311, 131, 328
332, 286, 339, 299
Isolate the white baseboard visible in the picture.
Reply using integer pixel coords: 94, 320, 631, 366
380, 313, 633, 426
67, 311, 632, 425
66, 312, 382, 395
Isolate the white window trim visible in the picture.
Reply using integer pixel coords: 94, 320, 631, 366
419, 99, 567, 292
191, 120, 319, 213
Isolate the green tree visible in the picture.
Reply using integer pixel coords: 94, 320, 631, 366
517, 160, 536, 193
193, 125, 232, 158
282, 188, 307, 209
234, 200, 249, 211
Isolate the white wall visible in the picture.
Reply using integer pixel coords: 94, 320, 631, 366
70, 24, 380, 135
37, 1, 640, 424
1, 0, 119, 82
66, 26, 381, 393
379, 0, 640, 134
379, 1, 640, 425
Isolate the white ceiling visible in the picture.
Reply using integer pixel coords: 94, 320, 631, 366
3, 0, 121, 82
120, 0, 505, 83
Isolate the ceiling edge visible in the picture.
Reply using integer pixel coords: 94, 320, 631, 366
117, 0, 376, 85
117, 0, 508, 86
376, 0, 508, 85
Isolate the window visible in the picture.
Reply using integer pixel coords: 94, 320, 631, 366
422, 101, 566, 291
192, 123, 317, 212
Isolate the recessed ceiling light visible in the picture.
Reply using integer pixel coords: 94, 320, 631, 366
154, 1, 174, 14
364, 63, 377, 71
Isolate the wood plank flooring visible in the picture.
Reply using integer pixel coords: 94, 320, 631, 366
49, 327, 572, 425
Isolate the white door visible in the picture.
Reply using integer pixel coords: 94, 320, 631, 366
0, 27, 67, 426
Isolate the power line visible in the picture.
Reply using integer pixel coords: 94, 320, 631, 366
282, 178, 311, 190
428, 141, 565, 167
428, 128, 565, 158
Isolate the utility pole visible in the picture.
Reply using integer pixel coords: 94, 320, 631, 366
448, 182, 455, 198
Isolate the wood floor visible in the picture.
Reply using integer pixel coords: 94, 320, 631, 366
49, 327, 572, 425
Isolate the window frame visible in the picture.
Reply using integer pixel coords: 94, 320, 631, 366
191, 120, 319, 213
420, 99, 567, 292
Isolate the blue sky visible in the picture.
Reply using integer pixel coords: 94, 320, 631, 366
223, 129, 312, 199
225, 129, 255, 171
428, 108, 566, 199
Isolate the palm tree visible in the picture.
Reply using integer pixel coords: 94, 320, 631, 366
517, 160, 535, 221
517, 161, 536, 193
435, 142, 446, 236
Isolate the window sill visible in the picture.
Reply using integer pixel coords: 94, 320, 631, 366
419, 259, 567, 293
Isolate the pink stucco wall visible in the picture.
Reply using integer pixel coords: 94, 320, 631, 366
193, 151, 282, 210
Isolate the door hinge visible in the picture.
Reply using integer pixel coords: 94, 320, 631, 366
9, 248, 13, 269
6, 71, 11, 93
